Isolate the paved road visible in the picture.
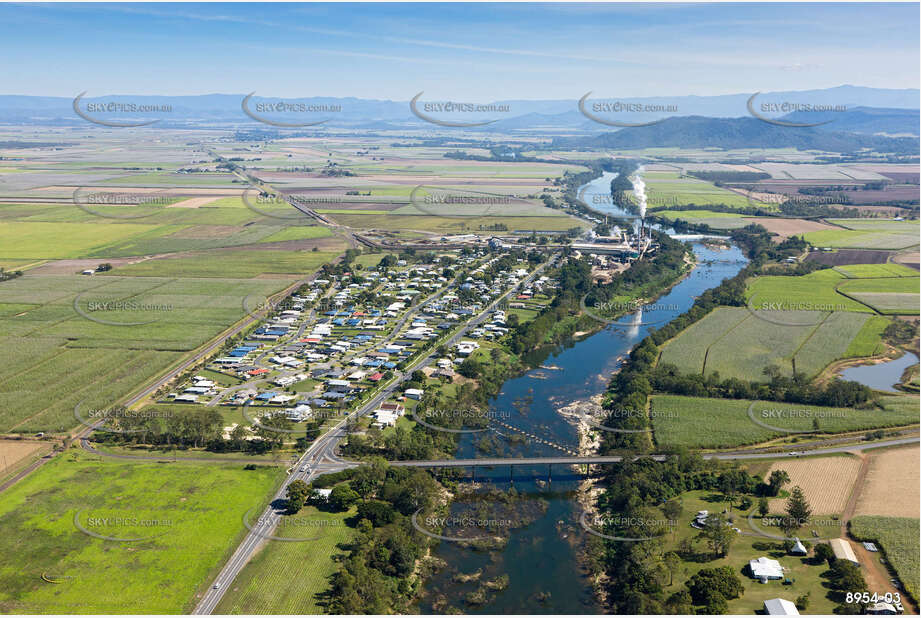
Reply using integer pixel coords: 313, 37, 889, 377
381, 436, 920, 468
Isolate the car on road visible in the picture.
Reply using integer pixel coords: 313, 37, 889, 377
212, 583, 221, 589
299, 465, 308, 472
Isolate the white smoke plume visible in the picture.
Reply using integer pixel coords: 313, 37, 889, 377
632, 165, 647, 219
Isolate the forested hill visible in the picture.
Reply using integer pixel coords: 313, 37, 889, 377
551, 115, 919, 153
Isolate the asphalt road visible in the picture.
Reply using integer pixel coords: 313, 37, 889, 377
384, 436, 921, 468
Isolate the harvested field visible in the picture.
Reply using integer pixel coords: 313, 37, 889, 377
894, 251, 920, 271
167, 196, 222, 208
855, 445, 920, 518
743, 217, 838, 239
0, 440, 50, 475
805, 249, 893, 266
36, 186, 243, 196
766, 456, 862, 515
20, 257, 147, 275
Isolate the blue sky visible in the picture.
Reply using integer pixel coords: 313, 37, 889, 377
3, 3, 918, 99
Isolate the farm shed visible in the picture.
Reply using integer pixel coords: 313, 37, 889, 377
764, 598, 800, 615
829, 538, 859, 565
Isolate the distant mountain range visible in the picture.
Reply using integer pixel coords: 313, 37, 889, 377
552, 116, 918, 154
777, 106, 919, 136
0, 86, 917, 152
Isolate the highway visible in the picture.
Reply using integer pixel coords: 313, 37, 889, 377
383, 436, 921, 468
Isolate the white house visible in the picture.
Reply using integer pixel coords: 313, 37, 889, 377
749, 557, 784, 582
404, 388, 423, 400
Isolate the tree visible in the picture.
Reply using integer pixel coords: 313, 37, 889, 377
830, 560, 866, 591
328, 484, 359, 511
665, 590, 693, 614
663, 551, 681, 586
356, 501, 396, 527
697, 513, 735, 558
796, 593, 810, 611
758, 496, 769, 518
686, 565, 744, 606
785, 485, 812, 529
719, 469, 747, 511
814, 542, 834, 565
768, 469, 790, 496
286, 479, 310, 513
662, 498, 683, 523
351, 458, 388, 500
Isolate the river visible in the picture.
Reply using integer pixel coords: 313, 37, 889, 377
416, 174, 749, 613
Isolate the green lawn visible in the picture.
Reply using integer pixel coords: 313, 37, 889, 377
650, 394, 919, 449
0, 448, 282, 613
214, 504, 356, 614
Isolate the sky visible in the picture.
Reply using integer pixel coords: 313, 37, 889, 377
2, 2, 919, 100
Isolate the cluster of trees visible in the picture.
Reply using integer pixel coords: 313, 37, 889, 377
650, 362, 875, 409
95, 405, 317, 454
508, 257, 592, 353
316, 462, 443, 613
443, 148, 563, 165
